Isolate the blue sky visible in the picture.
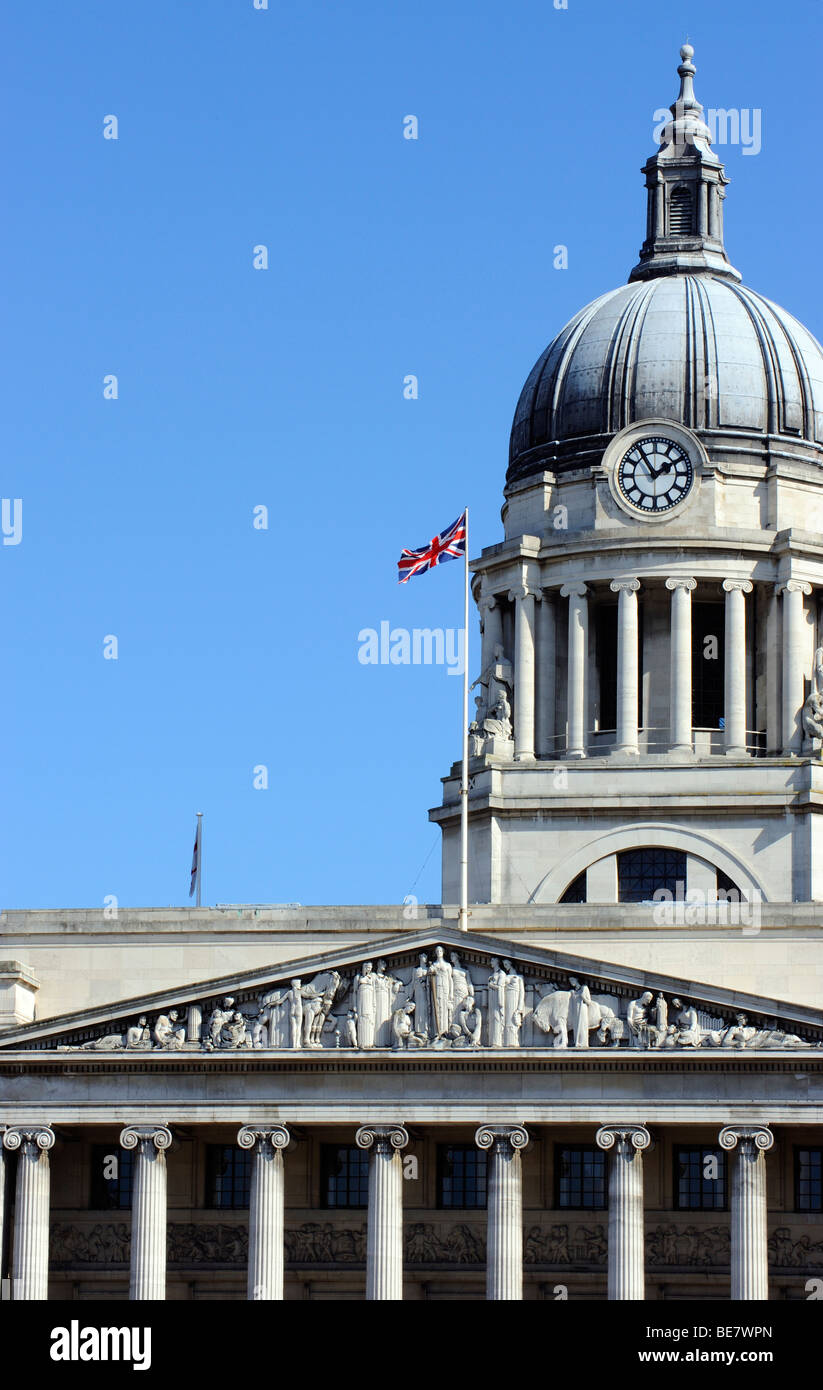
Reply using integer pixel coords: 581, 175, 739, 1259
2, 0, 821, 911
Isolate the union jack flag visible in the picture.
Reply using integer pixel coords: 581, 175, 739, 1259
397, 511, 467, 584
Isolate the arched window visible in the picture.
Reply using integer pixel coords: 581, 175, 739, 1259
617, 847, 686, 903
669, 186, 693, 235
560, 870, 587, 903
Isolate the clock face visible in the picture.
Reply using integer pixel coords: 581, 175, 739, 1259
616, 436, 694, 514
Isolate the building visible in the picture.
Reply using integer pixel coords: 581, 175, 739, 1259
1, 45, 823, 1303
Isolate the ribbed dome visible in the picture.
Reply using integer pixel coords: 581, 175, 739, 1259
508, 275, 823, 483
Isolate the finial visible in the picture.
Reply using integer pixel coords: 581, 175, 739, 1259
675, 42, 699, 111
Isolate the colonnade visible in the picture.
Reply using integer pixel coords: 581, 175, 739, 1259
1, 1121, 776, 1302
479, 576, 813, 759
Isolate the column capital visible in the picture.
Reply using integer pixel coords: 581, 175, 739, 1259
595, 1124, 651, 1152
3, 1126, 55, 1153
718, 1125, 774, 1153
560, 581, 589, 600
355, 1125, 409, 1153
119, 1124, 173, 1152
478, 593, 499, 614
508, 584, 537, 603
665, 576, 697, 592
722, 578, 753, 594
610, 578, 641, 593
777, 580, 812, 596
237, 1125, 290, 1152
474, 1124, 529, 1153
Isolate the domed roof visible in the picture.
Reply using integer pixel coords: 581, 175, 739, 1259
507, 46, 823, 485
508, 275, 823, 480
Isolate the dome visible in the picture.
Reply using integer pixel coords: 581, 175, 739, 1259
507, 45, 823, 485
508, 275, 823, 483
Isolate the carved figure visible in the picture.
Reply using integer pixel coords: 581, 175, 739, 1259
208, 998, 236, 1048
453, 995, 482, 1047
409, 954, 431, 1039
501, 959, 526, 1046
567, 976, 591, 1049
344, 1010, 358, 1047
392, 1001, 417, 1050
354, 961, 377, 1047
627, 991, 655, 1048
374, 960, 402, 1047
670, 997, 701, 1047
286, 979, 303, 1049
533, 980, 620, 1048
449, 952, 473, 1016
126, 1016, 150, 1048
487, 956, 506, 1046
154, 1010, 185, 1050
429, 945, 454, 1039
483, 691, 512, 741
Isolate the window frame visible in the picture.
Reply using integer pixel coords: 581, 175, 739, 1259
205, 1143, 252, 1210
673, 1144, 728, 1212
794, 1146, 823, 1213
89, 1142, 134, 1211
436, 1143, 488, 1210
320, 1144, 370, 1210
554, 1143, 607, 1211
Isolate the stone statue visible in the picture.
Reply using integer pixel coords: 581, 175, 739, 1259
483, 691, 512, 741
449, 952, 473, 1018
452, 995, 482, 1047
501, 959, 526, 1046
208, 998, 236, 1048
225, 1012, 252, 1048
300, 970, 342, 1048
627, 991, 655, 1048
409, 954, 431, 1038
471, 642, 513, 714
429, 945, 454, 1040
258, 987, 291, 1048
154, 1010, 185, 1050
354, 961, 378, 1048
286, 979, 304, 1049
802, 647, 823, 754
655, 993, 668, 1038
392, 1001, 426, 1050
670, 997, 701, 1047
487, 957, 506, 1046
344, 1009, 358, 1048
374, 960, 402, 1047
566, 977, 592, 1049
126, 1016, 151, 1049
532, 980, 621, 1048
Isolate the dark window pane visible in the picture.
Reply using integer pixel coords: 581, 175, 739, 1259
618, 847, 687, 903
692, 602, 725, 728
674, 1147, 727, 1210
596, 605, 618, 730
560, 870, 586, 904
556, 1146, 607, 1209
205, 1145, 251, 1209
321, 1146, 369, 1209
437, 1146, 487, 1209
90, 1143, 134, 1210
796, 1149, 823, 1212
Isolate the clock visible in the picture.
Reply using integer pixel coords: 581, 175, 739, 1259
615, 436, 694, 515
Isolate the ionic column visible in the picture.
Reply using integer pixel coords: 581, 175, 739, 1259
355, 1125, 409, 1300
3, 1125, 55, 1300
560, 582, 589, 758
237, 1125, 290, 1300
475, 1125, 528, 1300
536, 591, 556, 757
718, 1125, 773, 1300
479, 593, 503, 676
510, 585, 536, 760
610, 579, 641, 754
596, 1124, 650, 1300
779, 581, 812, 753
120, 1124, 172, 1300
723, 579, 753, 755
666, 577, 696, 753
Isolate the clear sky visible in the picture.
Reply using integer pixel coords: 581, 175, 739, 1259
2, 0, 821, 911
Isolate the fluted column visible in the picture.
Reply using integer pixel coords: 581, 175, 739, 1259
723, 579, 753, 755
611, 579, 641, 754
535, 591, 556, 757
666, 577, 696, 753
237, 1125, 290, 1300
561, 582, 589, 758
3, 1125, 55, 1300
779, 581, 812, 753
475, 1125, 528, 1300
596, 1124, 650, 1300
718, 1125, 774, 1300
355, 1125, 409, 1300
479, 594, 503, 676
120, 1124, 172, 1300
510, 585, 536, 760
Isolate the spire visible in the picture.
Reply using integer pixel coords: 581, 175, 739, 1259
629, 44, 741, 283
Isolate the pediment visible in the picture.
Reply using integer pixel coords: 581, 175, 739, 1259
2, 927, 822, 1055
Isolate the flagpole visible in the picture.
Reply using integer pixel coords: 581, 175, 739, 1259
459, 508, 469, 931
196, 812, 203, 907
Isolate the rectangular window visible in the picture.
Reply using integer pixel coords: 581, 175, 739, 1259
674, 1146, 727, 1210
555, 1145, 607, 1209
90, 1143, 133, 1210
795, 1148, 823, 1212
321, 1145, 369, 1209
692, 601, 725, 728
618, 847, 687, 903
205, 1144, 251, 1209
437, 1145, 488, 1209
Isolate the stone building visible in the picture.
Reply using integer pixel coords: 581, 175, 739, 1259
1, 45, 823, 1302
